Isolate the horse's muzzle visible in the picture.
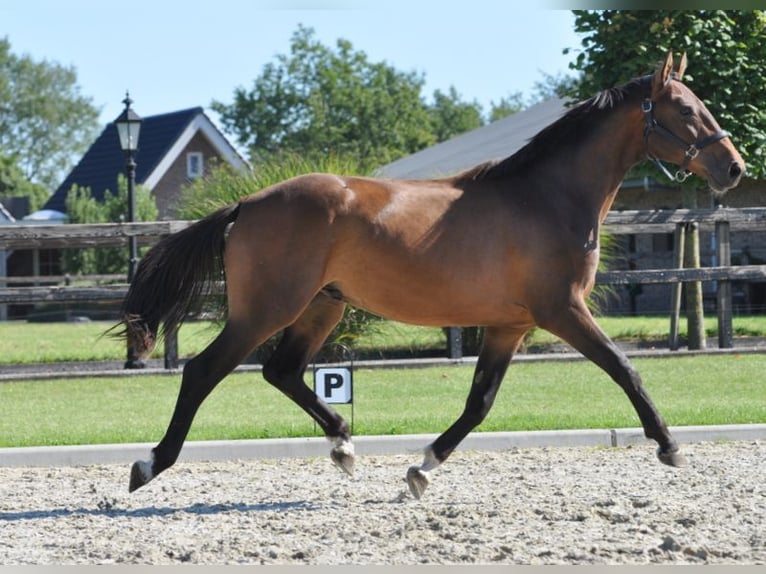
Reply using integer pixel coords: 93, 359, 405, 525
728, 160, 744, 186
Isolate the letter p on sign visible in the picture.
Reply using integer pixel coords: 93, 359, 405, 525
314, 367, 353, 404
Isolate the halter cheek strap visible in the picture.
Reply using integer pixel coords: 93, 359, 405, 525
642, 99, 730, 183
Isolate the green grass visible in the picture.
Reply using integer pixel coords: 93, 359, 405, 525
0, 315, 763, 365
1, 355, 763, 447
527, 314, 766, 348
0, 320, 221, 364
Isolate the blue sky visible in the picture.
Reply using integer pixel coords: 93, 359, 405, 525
1, 1, 581, 129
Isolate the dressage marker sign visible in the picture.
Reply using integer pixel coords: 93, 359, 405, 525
312, 346, 355, 431
314, 367, 353, 404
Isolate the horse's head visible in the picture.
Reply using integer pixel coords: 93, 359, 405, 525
643, 51, 745, 194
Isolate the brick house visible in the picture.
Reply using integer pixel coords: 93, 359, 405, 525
2, 108, 248, 319
45, 107, 248, 220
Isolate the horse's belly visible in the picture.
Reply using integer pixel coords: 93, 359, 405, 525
335, 268, 528, 328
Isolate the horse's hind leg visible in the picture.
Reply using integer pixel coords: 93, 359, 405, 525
129, 321, 265, 492
407, 326, 528, 499
541, 300, 685, 467
261, 291, 355, 474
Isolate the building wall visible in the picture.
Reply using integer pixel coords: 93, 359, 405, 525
152, 132, 222, 219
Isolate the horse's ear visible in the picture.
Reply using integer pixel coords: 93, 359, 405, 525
674, 52, 688, 81
652, 51, 674, 98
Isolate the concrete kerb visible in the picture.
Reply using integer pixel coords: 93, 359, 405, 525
1, 424, 764, 468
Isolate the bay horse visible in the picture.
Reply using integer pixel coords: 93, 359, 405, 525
119, 52, 744, 499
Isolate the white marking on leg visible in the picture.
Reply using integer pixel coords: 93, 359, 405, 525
406, 446, 439, 499
332, 436, 355, 459
420, 445, 440, 472
327, 435, 355, 476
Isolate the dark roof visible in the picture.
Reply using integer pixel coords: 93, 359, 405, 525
45, 107, 203, 213
375, 97, 570, 179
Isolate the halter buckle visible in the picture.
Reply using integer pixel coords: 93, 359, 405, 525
684, 145, 700, 160
641, 100, 653, 114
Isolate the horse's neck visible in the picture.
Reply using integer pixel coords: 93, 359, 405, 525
556, 104, 646, 222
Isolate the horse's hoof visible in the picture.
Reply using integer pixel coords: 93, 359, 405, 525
406, 466, 431, 500
129, 460, 153, 492
330, 443, 355, 477
657, 447, 688, 468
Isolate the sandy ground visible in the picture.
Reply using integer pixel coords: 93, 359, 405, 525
0, 440, 763, 565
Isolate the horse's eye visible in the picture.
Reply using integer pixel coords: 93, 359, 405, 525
680, 106, 693, 117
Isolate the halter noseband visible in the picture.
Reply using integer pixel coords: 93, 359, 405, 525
642, 99, 730, 183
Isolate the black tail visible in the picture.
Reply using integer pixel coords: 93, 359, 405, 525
115, 203, 241, 357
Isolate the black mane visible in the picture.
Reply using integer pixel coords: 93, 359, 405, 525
455, 75, 653, 183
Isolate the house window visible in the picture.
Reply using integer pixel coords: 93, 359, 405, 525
38, 249, 62, 276
187, 152, 204, 179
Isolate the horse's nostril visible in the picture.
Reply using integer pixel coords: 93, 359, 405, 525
729, 161, 743, 180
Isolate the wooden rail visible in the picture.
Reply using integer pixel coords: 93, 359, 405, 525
0, 221, 188, 249
597, 265, 766, 284
602, 206, 766, 234
1, 207, 765, 366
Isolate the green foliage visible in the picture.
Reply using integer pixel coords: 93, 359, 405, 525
211, 25, 437, 170
428, 86, 484, 142
0, 37, 100, 190
566, 10, 766, 181
212, 25, 588, 170
487, 92, 527, 123
179, 152, 367, 219
0, 154, 49, 211
63, 177, 158, 275
488, 73, 580, 124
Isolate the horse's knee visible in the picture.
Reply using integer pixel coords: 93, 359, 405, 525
261, 360, 280, 386
262, 357, 300, 390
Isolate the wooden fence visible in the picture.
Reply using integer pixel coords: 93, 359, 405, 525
1, 207, 765, 367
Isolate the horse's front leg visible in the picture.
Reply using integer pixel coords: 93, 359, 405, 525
406, 326, 527, 499
541, 300, 686, 467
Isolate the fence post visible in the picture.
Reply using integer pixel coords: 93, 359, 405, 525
447, 327, 463, 359
164, 326, 179, 369
716, 220, 733, 348
0, 248, 6, 321
668, 223, 686, 351
684, 221, 706, 350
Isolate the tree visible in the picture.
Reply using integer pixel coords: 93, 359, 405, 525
0, 37, 100, 190
428, 87, 484, 142
565, 11, 766, 349
531, 71, 581, 102
486, 72, 580, 124
565, 10, 766, 180
487, 92, 526, 123
63, 178, 157, 276
212, 25, 489, 169
0, 154, 49, 212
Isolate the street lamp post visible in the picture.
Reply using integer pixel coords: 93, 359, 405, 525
115, 92, 145, 369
